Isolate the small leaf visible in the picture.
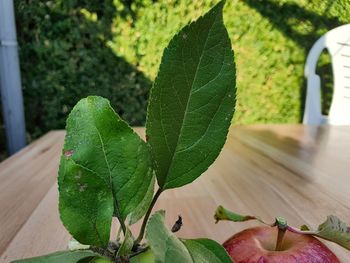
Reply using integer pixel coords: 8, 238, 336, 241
146, 0, 236, 190
68, 238, 90, 251
214, 205, 257, 223
314, 215, 350, 250
11, 250, 98, 263
146, 211, 232, 263
59, 96, 153, 245
182, 239, 232, 263
117, 228, 134, 257
300, 224, 310, 231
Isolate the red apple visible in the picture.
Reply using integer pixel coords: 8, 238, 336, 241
223, 226, 340, 263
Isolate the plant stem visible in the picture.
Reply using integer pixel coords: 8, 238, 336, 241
275, 217, 288, 251
118, 215, 127, 235
134, 188, 162, 244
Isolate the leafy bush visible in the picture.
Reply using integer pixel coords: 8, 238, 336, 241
111, 0, 350, 123
15, 0, 151, 140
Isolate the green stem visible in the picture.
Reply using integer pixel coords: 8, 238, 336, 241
118, 216, 127, 235
134, 188, 162, 244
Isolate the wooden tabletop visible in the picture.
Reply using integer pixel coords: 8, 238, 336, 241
1, 125, 350, 262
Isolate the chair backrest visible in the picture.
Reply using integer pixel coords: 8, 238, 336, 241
304, 24, 350, 125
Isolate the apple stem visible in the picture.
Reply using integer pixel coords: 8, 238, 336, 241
275, 227, 287, 251
275, 217, 288, 251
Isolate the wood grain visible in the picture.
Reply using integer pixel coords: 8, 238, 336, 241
1, 125, 350, 262
0, 131, 65, 260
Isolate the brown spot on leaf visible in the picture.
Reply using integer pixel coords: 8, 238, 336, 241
64, 149, 74, 157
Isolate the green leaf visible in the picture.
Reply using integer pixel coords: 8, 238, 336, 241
59, 96, 153, 245
145, 211, 193, 263
146, 0, 236, 190
314, 215, 350, 250
214, 205, 257, 223
11, 250, 98, 263
59, 158, 113, 246
117, 228, 134, 256
182, 239, 232, 263
300, 224, 310, 231
145, 211, 232, 263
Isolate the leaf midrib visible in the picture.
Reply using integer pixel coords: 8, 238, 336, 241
93, 122, 123, 219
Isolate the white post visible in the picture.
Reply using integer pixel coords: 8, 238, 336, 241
0, 0, 27, 154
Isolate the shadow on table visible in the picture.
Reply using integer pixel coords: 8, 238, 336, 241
235, 125, 330, 181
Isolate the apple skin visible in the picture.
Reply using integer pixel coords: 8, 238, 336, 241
223, 226, 340, 263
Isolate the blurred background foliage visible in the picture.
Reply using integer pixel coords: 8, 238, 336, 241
110, 0, 349, 123
0, 0, 349, 159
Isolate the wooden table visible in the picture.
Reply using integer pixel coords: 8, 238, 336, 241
1, 125, 350, 262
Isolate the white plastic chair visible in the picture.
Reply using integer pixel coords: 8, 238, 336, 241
304, 24, 350, 125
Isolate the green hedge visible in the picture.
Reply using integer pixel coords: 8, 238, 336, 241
15, 0, 151, 140
0, 0, 349, 159
111, 0, 349, 124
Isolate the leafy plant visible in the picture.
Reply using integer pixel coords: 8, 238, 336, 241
13, 1, 236, 262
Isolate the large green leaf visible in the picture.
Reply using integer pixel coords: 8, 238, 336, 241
145, 211, 232, 263
146, 0, 236, 190
59, 96, 153, 245
11, 250, 98, 263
